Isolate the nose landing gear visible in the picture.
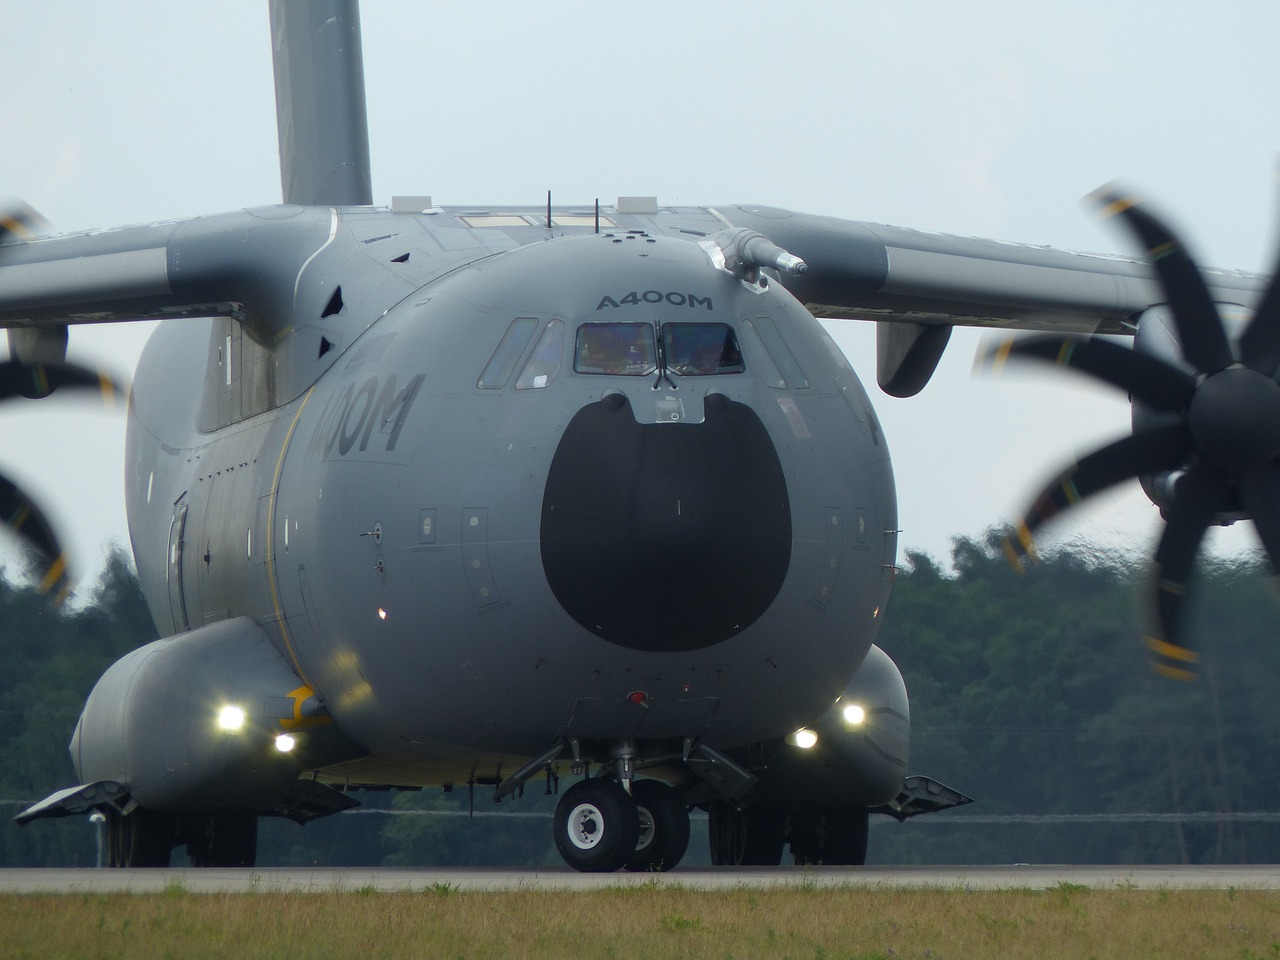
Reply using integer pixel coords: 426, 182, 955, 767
552, 777, 692, 873
625, 779, 690, 872
553, 779, 639, 872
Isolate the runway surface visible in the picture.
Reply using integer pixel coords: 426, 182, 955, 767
3, 864, 1280, 893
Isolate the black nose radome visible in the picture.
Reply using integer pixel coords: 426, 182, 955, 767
541, 394, 791, 652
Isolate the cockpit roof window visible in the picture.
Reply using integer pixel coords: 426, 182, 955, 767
574, 323, 657, 376
662, 323, 744, 377
459, 213, 619, 228
460, 215, 531, 227
552, 214, 617, 228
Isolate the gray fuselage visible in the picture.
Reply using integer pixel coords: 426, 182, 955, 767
123, 210, 897, 784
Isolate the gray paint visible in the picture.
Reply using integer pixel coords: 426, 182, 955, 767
7, 1, 1262, 865
269, 0, 372, 206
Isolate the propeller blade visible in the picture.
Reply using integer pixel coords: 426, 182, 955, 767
1145, 465, 1227, 681
1002, 423, 1193, 571
1092, 189, 1234, 376
1238, 251, 1280, 378
1238, 159, 1280, 376
0, 205, 98, 604
0, 203, 44, 243
983, 334, 1196, 412
0, 360, 125, 404
0, 472, 70, 600
1240, 464, 1280, 574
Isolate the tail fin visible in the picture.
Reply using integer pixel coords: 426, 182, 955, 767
268, 0, 373, 206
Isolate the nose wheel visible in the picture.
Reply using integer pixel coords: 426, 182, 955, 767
553, 779, 639, 872
553, 778, 691, 872
624, 779, 690, 872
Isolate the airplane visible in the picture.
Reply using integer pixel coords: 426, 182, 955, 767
4, 1, 1272, 871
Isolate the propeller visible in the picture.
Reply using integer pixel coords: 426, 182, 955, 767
985, 187, 1280, 681
0, 204, 126, 600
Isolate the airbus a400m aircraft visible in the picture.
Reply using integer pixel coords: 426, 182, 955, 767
5, 1, 1274, 871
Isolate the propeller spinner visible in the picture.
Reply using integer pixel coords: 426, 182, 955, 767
0, 205, 126, 599
986, 188, 1280, 680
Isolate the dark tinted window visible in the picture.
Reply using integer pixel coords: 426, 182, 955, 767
574, 323, 657, 376
662, 323, 744, 376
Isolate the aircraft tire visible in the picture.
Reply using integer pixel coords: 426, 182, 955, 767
822, 808, 869, 865
624, 780, 690, 872
553, 779, 640, 872
790, 808, 869, 865
186, 812, 258, 868
707, 801, 786, 866
105, 808, 175, 868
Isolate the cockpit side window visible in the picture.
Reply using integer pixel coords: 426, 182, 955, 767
573, 323, 657, 376
516, 319, 564, 389
738, 319, 785, 389
745, 316, 809, 389
478, 317, 539, 389
662, 323, 744, 376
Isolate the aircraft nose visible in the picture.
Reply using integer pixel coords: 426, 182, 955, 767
540, 392, 791, 652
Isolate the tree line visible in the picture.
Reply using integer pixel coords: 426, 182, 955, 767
3, 535, 1279, 867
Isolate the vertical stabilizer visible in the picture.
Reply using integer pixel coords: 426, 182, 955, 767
269, 0, 373, 206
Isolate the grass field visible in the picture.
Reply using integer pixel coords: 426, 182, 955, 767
3, 884, 1279, 960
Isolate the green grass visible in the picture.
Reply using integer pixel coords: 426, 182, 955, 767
3, 886, 1279, 959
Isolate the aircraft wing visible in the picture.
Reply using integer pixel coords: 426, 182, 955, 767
0, 201, 1268, 397
712, 206, 1267, 395
724, 206, 1266, 332
0, 211, 336, 332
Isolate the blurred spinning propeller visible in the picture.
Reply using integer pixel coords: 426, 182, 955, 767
983, 188, 1280, 680
0, 203, 126, 600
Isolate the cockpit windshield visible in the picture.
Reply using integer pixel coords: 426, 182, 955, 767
573, 322, 744, 378
573, 323, 658, 376
662, 323, 744, 376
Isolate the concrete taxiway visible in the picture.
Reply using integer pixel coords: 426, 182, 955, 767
2, 865, 1280, 894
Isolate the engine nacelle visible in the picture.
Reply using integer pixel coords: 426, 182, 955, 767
1133, 305, 1251, 523
72, 617, 343, 812
745, 643, 910, 809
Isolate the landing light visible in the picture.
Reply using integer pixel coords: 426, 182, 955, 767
785, 727, 818, 749
842, 704, 866, 726
274, 734, 298, 754
217, 705, 247, 732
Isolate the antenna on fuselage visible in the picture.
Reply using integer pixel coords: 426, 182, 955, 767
269, 0, 374, 206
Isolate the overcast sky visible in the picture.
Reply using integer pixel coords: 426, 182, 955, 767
5, 0, 1279, 596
